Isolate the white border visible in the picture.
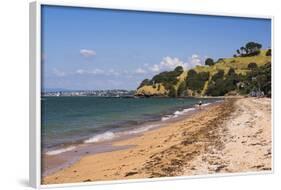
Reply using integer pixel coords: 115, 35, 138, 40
29, 1, 274, 189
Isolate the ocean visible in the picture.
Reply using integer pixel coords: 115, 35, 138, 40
41, 96, 220, 155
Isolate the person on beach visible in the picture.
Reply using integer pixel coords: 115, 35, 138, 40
198, 100, 202, 109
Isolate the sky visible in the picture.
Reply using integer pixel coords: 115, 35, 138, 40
41, 5, 271, 91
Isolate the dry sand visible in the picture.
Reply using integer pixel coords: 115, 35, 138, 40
42, 97, 272, 185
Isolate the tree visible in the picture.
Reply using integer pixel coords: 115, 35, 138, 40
241, 62, 271, 97
174, 66, 184, 74
245, 42, 262, 56
168, 86, 177, 97
233, 54, 237, 58
186, 70, 209, 93
266, 49, 271, 56
177, 82, 186, 97
236, 49, 240, 55
248, 62, 258, 70
205, 58, 215, 66
240, 47, 245, 55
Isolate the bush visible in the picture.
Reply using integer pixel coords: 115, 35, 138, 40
186, 70, 209, 93
266, 49, 271, 56
240, 62, 271, 97
212, 70, 224, 81
205, 70, 238, 96
248, 62, 258, 70
217, 58, 225, 63
205, 58, 215, 66
168, 86, 177, 97
174, 66, 184, 73
177, 82, 186, 97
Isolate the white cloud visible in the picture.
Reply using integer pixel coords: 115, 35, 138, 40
135, 68, 147, 74
108, 69, 120, 76
142, 54, 205, 74
147, 56, 185, 73
76, 69, 104, 75
160, 56, 185, 69
79, 49, 96, 57
186, 54, 203, 68
75, 68, 121, 76
53, 68, 66, 77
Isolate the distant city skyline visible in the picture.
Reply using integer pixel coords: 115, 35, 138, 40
42, 5, 271, 90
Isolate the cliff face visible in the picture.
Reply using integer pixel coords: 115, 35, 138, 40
135, 49, 271, 97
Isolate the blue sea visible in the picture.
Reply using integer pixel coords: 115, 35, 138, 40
41, 97, 220, 155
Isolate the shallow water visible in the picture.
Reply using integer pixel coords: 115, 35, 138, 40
41, 97, 220, 154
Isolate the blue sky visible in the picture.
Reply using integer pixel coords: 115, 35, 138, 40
42, 5, 271, 90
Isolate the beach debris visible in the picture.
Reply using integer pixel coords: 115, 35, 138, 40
124, 171, 138, 177
83, 179, 92, 182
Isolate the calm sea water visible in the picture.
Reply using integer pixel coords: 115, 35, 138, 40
41, 97, 219, 151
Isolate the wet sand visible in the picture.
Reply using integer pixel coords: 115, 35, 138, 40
42, 97, 272, 185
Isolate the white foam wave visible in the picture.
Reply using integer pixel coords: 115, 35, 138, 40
125, 124, 160, 134
174, 110, 184, 115
202, 103, 211, 106
46, 146, 76, 156
161, 107, 196, 121
161, 115, 173, 121
84, 124, 161, 144
84, 131, 116, 143
182, 108, 196, 113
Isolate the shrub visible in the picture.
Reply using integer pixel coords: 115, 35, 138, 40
174, 66, 184, 73
266, 49, 271, 56
177, 82, 186, 97
168, 86, 177, 97
205, 58, 215, 66
248, 62, 258, 70
205, 70, 238, 96
186, 70, 209, 93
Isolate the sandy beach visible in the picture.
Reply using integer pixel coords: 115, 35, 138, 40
42, 97, 272, 185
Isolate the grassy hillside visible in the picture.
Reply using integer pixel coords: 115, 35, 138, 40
135, 49, 271, 97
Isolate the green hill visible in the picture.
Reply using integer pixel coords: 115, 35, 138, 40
135, 49, 271, 97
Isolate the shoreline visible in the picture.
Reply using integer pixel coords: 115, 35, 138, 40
42, 99, 220, 177
42, 97, 271, 184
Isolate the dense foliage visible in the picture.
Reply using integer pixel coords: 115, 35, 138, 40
239, 62, 271, 97
186, 70, 209, 93
205, 69, 238, 96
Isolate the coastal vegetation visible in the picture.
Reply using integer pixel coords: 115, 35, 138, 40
136, 42, 271, 98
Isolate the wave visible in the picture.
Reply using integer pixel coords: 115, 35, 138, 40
124, 124, 160, 135
161, 107, 196, 121
202, 103, 211, 106
46, 146, 76, 156
84, 124, 160, 144
84, 131, 116, 143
